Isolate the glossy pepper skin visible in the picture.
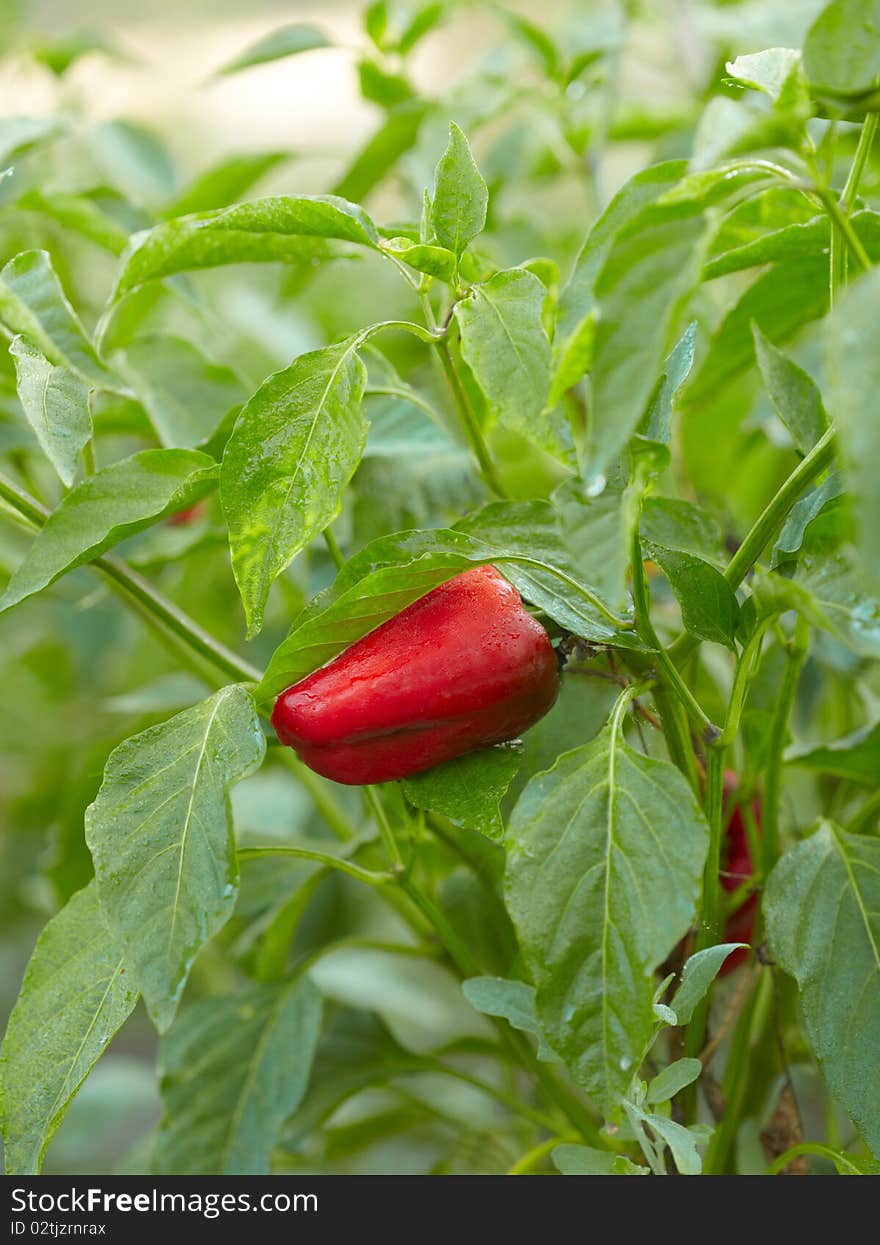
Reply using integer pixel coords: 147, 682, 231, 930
271, 565, 559, 785
718, 772, 761, 976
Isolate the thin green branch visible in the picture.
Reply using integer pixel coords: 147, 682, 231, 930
436, 340, 508, 498
425, 1060, 563, 1134
0, 469, 261, 685
364, 784, 405, 873
631, 525, 719, 740
814, 185, 872, 272
237, 844, 394, 887
840, 111, 878, 212
761, 616, 809, 877
667, 428, 837, 668
717, 617, 774, 750
323, 528, 345, 571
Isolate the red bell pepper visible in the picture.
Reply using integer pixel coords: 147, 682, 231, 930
718, 772, 761, 975
271, 565, 559, 785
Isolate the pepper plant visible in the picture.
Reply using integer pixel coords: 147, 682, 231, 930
0, 0, 879, 1177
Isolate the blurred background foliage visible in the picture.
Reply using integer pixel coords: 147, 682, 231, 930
1, 0, 875, 1174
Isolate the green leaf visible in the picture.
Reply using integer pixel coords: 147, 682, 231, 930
804, 0, 880, 94
765, 822, 880, 1157
786, 720, 880, 785
0, 116, 62, 166
504, 715, 708, 1108
794, 548, 880, 659
554, 160, 687, 398
88, 120, 177, 206
163, 152, 289, 218
380, 236, 456, 281
461, 975, 557, 1059
824, 267, 880, 591
402, 743, 523, 840
726, 48, 805, 100
553, 481, 640, 612
9, 336, 92, 487
211, 24, 332, 78
283, 1007, 427, 1147
365, 2, 389, 49
0, 250, 113, 387
333, 100, 429, 202
553, 1143, 648, 1175
111, 196, 379, 303
773, 475, 845, 564
643, 322, 698, 444
18, 188, 130, 255
153, 976, 322, 1173
668, 945, 749, 1026
646, 1058, 702, 1104
640, 498, 725, 566
259, 520, 629, 701
642, 1112, 703, 1174
644, 542, 740, 649
0, 449, 217, 614
557, 161, 687, 348
753, 324, 828, 454
588, 201, 711, 482
684, 257, 829, 410
358, 59, 415, 108
431, 123, 488, 257
397, 2, 445, 54
221, 339, 367, 637
0, 882, 137, 1175
85, 686, 266, 1032
116, 334, 248, 449
705, 215, 830, 280
455, 269, 558, 454
461, 976, 536, 1031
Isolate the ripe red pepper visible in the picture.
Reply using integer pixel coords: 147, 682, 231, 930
718, 772, 760, 976
271, 565, 559, 785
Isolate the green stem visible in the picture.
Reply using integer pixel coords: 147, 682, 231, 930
0, 469, 261, 686
358, 318, 444, 347
723, 427, 837, 591
652, 684, 700, 795
399, 876, 481, 976
323, 528, 345, 571
761, 616, 809, 878
631, 525, 719, 740
507, 1136, 567, 1175
365, 384, 443, 426
237, 844, 394, 887
717, 617, 774, 750
702, 971, 765, 1172
814, 185, 872, 272
764, 1141, 865, 1176
667, 428, 837, 668
400, 875, 602, 1142
840, 111, 878, 213
97, 554, 262, 684
436, 340, 508, 498
365, 784, 405, 873
426, 1061, 562, 1134
278, 752, 357, 842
